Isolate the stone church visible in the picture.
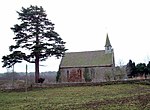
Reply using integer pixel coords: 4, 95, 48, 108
59, 34, 115, 82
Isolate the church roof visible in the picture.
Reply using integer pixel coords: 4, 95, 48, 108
60, 50, 114, 68
105, 34, 112, 47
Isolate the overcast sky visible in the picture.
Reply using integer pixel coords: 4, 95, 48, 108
0, 0, 150, 73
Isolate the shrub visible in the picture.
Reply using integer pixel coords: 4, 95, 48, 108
38, 78, 45, 83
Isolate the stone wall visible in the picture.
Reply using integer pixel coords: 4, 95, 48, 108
60, 66, 114, 83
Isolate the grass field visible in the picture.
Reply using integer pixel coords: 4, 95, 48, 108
0, 83, 150, 110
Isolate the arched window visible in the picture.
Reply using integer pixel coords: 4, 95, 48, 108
78, 69, 82, 78
91, 68, 95, 79
67, 70, 69, 81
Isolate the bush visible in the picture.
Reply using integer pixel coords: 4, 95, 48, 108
38, 78, 45, 83
83, 68, 92, 82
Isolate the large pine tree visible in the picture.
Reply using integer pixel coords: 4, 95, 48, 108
2, 5, 67, 83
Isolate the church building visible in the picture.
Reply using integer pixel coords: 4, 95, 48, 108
59, 34, 115, 82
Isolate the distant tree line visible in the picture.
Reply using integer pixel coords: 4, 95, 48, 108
0, 71, 57, 83
126, 60, 150, 78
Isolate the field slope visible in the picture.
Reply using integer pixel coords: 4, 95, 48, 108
0, 84, 150, 110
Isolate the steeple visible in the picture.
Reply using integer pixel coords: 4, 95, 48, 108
105, 34, 111, 47
105, 34, 112, 53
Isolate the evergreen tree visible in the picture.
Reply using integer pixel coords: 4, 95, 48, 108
147, 61, 150, 74
56, 70, 61, 83
132, 62, 136, 77
126, 60, 136, 78
2, 5, 67, 83
136, 63, 146, 77
146, 61, 150, 78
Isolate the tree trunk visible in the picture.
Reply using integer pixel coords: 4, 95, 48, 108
35, 24, 40, 83
35, 17, 40, 83
35, 53, 39, 83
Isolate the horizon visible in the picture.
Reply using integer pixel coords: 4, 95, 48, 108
1, 0, 150, 73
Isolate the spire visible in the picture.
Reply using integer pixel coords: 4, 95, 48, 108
105, 33, 112, 54
105, 34, 112, 47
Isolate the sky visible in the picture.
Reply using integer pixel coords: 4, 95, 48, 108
0, 0, 150, 73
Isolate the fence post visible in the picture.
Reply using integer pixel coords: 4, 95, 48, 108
25, 64, 28, 92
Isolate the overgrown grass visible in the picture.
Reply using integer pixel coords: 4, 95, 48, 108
0, 84, 150, 110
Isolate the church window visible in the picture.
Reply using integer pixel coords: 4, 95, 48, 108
107, 46, 109, 50
67, 70, 69, 81
91, 68, 95, 79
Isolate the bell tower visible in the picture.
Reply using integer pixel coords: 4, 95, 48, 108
105, 34, 112, 53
